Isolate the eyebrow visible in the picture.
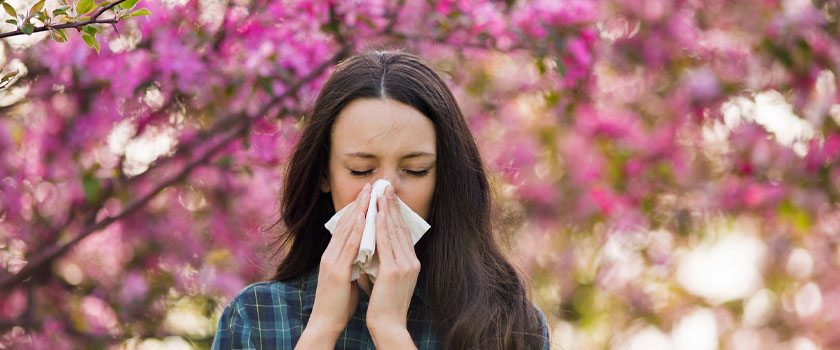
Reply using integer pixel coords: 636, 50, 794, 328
343, 151, 436, 160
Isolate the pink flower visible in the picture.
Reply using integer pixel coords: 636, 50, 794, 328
561, 134, 605, 185
0, 288, 27, 319
81, 296, 120, 336
119, 272, 149, 304
589, 187, 618, 215
567, 37, 592, 67
742, 183, 784, 207
805, 133, 840, 172
685, 68, 721, 102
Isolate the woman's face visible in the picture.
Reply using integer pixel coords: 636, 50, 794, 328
321, 98, 437, 221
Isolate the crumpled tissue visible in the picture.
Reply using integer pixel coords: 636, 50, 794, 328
324, 179, 430, 282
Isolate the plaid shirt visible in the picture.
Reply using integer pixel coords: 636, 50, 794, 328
211, 266, 551, 349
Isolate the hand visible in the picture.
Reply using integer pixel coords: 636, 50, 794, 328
300, 182, 371, 346
366, 185, 420, 349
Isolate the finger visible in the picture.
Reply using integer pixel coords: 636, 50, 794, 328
333, 182, 370, 239
324, 206, 358, 265
381, 193, 411, 270
385, 188, 415, 264
324, 202, 356, 258
386, 188, 411, 245
337, 208, 365, 264
357, 182, 372, 216
332, 201, 357, 239
338, 183, 371, 261
385, 186, 403, 229
381, 194, 406, 267
375, 195, 395, 265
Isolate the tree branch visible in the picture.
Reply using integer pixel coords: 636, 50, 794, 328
0, 2, 380, 290
0, 19, 117, 39
0, 122, 247, 290
0, 46, 351, 291
0, 0, 128, 39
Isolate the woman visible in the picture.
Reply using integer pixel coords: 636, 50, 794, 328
212, 51, 550, 349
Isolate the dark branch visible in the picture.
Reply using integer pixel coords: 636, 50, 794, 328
0, 46, 351, 291
0, 0, 128, 39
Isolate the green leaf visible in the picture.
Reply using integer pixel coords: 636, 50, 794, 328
50, 28, 67, 42
91, 36, 100, 52
1, 70, 18, 83
21, 22, 35, 35
81, 173, 100, 204
3, 2, 16, 18
82, 33, 94, 48
128, 7, 149, 17
544, 91, 560, 107
778, 200, 812, 232
82, 25, 97, 36
76, 0, 94, 15
100, 1, 110, 7
118, 0, 140, 10
555, 57, 566, 76
82, 33, 99, 53
536, 58, 546, 75
77, 16, 90, 21
29, 0, 45, 15
50, 31, 63, 42
5, 19, 16, 25
52, 8, 68, 16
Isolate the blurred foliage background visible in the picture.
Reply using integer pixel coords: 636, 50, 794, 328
1, 0, 839, 349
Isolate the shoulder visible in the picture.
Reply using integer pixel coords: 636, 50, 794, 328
222, 268, 318, 316
212, 278, 314, 350
226, 281, 285, 308
224, 276, 311, 313
532, 303, 551, 350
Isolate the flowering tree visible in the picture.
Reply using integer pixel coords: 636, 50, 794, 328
0, 0, 150, 89
1, 0, 838, 349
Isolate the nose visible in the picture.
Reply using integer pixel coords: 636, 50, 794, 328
378, 168, 400, 195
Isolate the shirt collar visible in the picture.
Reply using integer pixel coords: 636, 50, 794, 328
300, 266, 427, 310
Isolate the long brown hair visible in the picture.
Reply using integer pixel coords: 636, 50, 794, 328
271, 50, 547, 349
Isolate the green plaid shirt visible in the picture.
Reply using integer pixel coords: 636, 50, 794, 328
211, 266, 551, 349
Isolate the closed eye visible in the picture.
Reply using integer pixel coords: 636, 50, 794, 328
349, 169, 431, 177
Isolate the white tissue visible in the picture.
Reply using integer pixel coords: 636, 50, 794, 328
324, 179, 431, 282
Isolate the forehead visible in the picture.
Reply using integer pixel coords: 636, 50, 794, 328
331, 98, 436, 155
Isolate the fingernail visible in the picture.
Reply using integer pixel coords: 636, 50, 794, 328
363, 182, 371, 192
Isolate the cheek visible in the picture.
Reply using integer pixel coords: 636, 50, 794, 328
329, 175, 353, 210
331, 175, 371, 211
400, 179, 435, 220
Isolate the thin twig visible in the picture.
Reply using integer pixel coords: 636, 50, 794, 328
0, 0, 128, 39
0, 123, 247, 289
0, 47, 350, 291
0, 0, 393, 291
